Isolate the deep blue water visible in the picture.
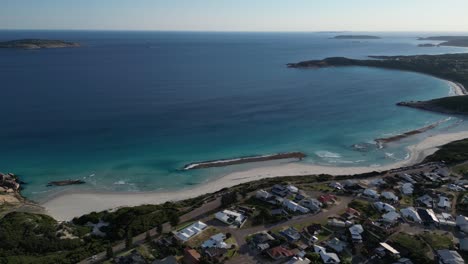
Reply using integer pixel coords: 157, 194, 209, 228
1, 31, 467, 201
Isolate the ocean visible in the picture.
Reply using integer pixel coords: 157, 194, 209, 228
1, 31, 467, 201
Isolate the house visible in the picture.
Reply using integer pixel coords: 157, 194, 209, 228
283, 199, 310, 213
204, 247, 228, 259
281, 227, 301, 241
256, 189, 272, 200
381, 191, 399, 202
326, 237, 347, 253
382, 211, 401, 223
363, 189, 380, 199
416, 194, 434, 208
348, 224, 364, 243
437, 213, 456, 227
370, 178, 386, 187
329, 182, 343, 190
378, 242, 400, 258
215, 210, 247, 227
438, 196, 451, 210
319, 194, 337, 204
459, 238, 468, 252
271, 208, 286, 215
314, 245, 340, 263
417, 209, 439, 225
201, 233, 227, 249
401, 183, 414, 195
287, 185, 299, 193
328, 218, 351, 228
271, 184, 289, 197
374, 202, 396, 213
424, 172, 441, 182
266, 246, 295, 260
456, 215, 468, 233
343, 207, 361, 220
175, 221, 208, 242
285, 257, 311, 264
300, 198, 322, 212
400, 207, 422, 223
250, 231, 275, 251
394, 258, 413, 264
448, 184, 466, 192
437, 249, 464, 264
400, 173, 416, 184
183, 248, 201, 264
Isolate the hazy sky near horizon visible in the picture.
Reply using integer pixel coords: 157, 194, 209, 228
1, 0, 468, 32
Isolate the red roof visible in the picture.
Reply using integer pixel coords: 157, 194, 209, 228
319, 194, 337, 203
267, 246, 294, 259
346, 207, 361, 216
184, 248, 201, 263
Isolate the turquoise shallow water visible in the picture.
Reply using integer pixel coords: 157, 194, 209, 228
0, 31, 467, 201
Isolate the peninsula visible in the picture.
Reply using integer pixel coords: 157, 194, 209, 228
287, 53, 468, 115
332, 35, 381, 39
0, 39, 80, 49
418, 36, 468, 47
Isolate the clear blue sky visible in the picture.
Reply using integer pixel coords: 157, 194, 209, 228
1, 0, 468, 31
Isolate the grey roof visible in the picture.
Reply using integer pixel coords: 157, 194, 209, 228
437, 249, 464, 264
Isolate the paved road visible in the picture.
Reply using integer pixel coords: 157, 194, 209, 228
224, 196, 353, 264
79, 197, 222, 264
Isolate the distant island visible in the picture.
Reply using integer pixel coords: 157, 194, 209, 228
417, 43, 438, 47
287, 53, 468, 115
417, 36, 468, 47
0, 39, 80, 49
332, 35, 381, 39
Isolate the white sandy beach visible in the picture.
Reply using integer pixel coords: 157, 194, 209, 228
42, 131, 468, 221
447, 80, 467, 96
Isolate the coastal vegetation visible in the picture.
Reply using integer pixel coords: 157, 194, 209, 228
288, 53, 468, 115
0, 39, 80, 49
424, 138, 468, 165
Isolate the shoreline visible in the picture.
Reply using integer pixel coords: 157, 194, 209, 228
41, 131, 468, 221
447, 80, 467, 96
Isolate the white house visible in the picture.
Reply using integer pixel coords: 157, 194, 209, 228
328, 218, 351, 228
374, 202, 396, 213
286, 185, 299, 193
401, 183, 414, 195
201, 233, 228, 249
381, 191, 399, 202
283, 199, 310, 214
363, 189, 380, 199
256, 189, 272, 200
314, 245, 340, 263
382, 211, 401, 223
175, 221, 208, 242
215, 210, 247, 227
400, 207, 422, 223
401, 173, 416, 184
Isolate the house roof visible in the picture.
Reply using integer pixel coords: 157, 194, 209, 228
314, 245, 340, 263
175, 221, 207, 241
267, 246, 295, 259
401, 207, 422, 222
382, 211, 401, 222
437, 249, 464, 264
184, 248, 201, 261
382, 191, 398, 201
379, 242, 400, 255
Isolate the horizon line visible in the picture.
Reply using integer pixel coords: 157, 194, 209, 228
1, 28, 468, 33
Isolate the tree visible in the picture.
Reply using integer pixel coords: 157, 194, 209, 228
221, 192, 238, 207
145, 231, 151, 243
168, 212, 180, 227
125, 232, 133, 250
156, 223, 163, 234
106, 245, 114, 259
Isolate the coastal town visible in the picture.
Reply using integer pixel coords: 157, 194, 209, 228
56, 158, 467, 264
